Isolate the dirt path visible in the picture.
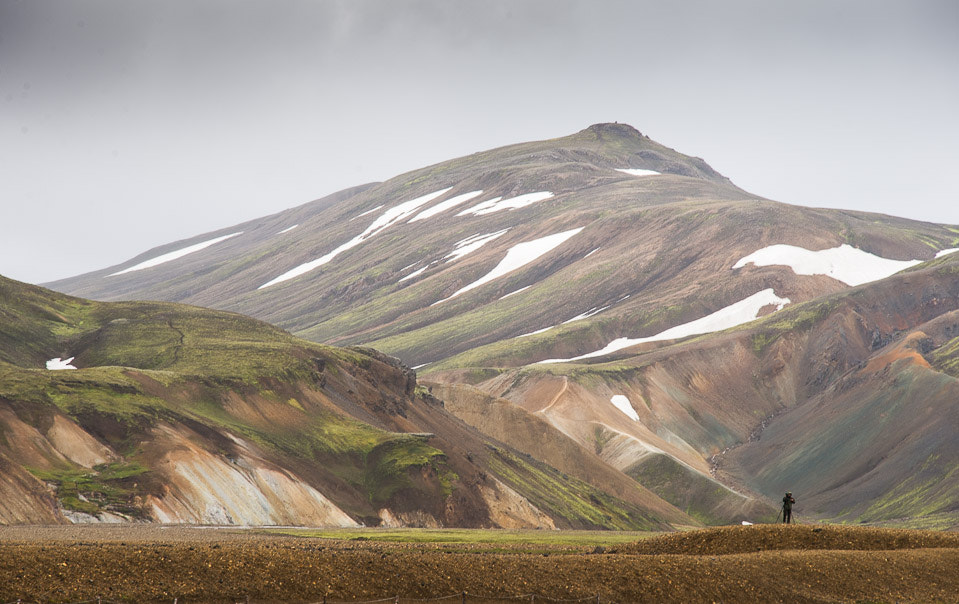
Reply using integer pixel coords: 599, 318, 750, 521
537, 376, 569, 414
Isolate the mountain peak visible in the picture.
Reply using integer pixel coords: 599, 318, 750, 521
580, 122, 645, 139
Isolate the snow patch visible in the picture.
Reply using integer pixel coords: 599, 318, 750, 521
398, 265, 429, 283
584, 247, 600, 258
277, 224, 298, 234
409, 190, 484, 222
610, 395, 640, 421
517, 325, 556, 338
616, 168, 661, 177
742, 521, 754, 526
433, 227, 583, 304
935, 248, 959, 258
46, 357, 77, 370
259, 188, 451, 289
456, 191, 554, 217
733, 244, 921, 286
539, 288, 790, 363
350, 205, 383, 220
444, 229, 509, 263
500, 285, 531, 300
563, 305, 609, 324
109, 232, 242, 276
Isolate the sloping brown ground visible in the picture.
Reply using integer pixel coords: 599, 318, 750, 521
618, 523, 959, 554
1, 524, 957, 603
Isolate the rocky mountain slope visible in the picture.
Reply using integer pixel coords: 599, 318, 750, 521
431, 254, 959, 527
0, 275, 690, 528
45, 123, 959, 526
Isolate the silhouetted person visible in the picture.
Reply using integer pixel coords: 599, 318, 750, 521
782, 491, 795, 523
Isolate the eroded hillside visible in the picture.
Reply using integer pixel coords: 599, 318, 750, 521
0, 275, 690, 529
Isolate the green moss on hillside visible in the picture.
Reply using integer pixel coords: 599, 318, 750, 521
486, 446, 662, 530
28, 461, 149, 518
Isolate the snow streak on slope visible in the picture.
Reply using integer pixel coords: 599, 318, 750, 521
539, 288, 790, 363
936, 248, 959, 258
434, 228, 584, 305
610, 395, 639, 421
109, 232, 243, 276
616, 168, 660, 177
563, 305, 609, 324
456, 192, 554, 217
259, 188, 452, 289
733, 244, 921, 286
409, 190, 484, 222
444, 230, 510, 262
277, 224, 299, 234
46, 357, 77, 370
398, 266, 429, 283
500, 285, 532, 300
350, 205, 383, 220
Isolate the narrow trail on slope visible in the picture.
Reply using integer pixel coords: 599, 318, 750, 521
537, 377, 569, 414
166, 318, 186, 365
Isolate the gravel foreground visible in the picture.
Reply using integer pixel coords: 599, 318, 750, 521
0, 524, 957, 603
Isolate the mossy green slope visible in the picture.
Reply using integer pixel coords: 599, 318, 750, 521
0, 275, 686, 528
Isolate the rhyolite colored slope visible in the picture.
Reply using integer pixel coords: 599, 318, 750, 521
431, 254, 959, 527
0, 275, 691, 529
44, 123, 959, 527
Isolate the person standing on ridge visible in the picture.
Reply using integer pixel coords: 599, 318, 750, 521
782, 491, 795, 523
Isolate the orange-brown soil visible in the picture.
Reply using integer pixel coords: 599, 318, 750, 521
0, 524, 957, 603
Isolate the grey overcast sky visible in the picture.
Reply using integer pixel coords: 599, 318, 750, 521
2, 0, 958, 285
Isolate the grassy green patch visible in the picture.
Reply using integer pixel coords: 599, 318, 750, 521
28, 461, 149, 518
930, 336, 959, 377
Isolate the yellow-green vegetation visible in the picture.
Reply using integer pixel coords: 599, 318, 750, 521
930, 335, 959, 377
266, 526, 660, 549
857, 457, 959, 525
0, 275, 456, 518
749, 298, 838, 355
486, 446, 662, 531
625, 454, 773, 525
28, 461, 148, 517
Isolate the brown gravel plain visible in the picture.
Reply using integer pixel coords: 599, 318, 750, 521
0, 524, 957, 603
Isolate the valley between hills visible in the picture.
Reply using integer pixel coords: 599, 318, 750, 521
2, 124, 957, 538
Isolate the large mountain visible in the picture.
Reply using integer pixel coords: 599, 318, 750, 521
47, 123, 959, 526
0, 275, 690, 528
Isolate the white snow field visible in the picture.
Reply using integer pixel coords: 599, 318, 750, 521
936, 248, 959, 258
277, 224, 299, 234
539, 288, 790, 364
46, 357, 77, 370
733, 243, 921, 287
610, 395, 640, 421
615, 168, 661, 177
456, 191, 554, 217
434, 227, 584, 304
409, 190, 484, 222
444, 229, 510, 263
109, 232, 243, 276
259, 188, 451, 289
